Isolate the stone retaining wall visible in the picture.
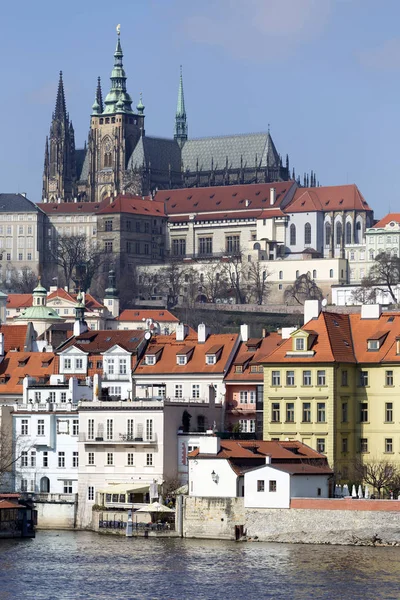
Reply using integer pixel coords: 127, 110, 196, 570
183, 497, 245, 540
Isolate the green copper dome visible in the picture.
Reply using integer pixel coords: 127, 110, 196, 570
136, 93, 145, 114
103, 30, 134, 115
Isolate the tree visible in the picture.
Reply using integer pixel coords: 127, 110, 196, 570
352, 458, 400, 499
221, 250, 248, 304
246, 261, 271, 305
2, 266, 38, 294
158, 260, 188, 307
199, 262, 229, 303
50, 233, 105, 291
350, 274, 377, 305
284, 273, 323, 305
367, 252, 400, 304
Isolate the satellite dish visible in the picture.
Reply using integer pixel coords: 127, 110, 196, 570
321, 299, 328, 307
144, 331, 151, 340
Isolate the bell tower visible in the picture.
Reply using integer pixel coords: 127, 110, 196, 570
87, 26, 145, 202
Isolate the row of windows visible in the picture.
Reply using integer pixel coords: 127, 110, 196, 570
87, 451, 153, 467
171, 235, 241, 256
20, 416, 76, 435
87, 418, 154, 440
0, 226, 33, 235
325, 221, 362, 247
126, 241, 150, 255
20, 479, 73, 494
20, 450, 78, 468
104, 219, 155, 233
271, 402, 327, 423
271, 370, 326, 387
0, 252, 33, 261
354, 438, 396, 454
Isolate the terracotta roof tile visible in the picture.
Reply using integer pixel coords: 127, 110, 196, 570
190, 439, 328, 462
286, 184, 372, 213
226, 333, 284, 381
37, 199, 109, 214
0, 352, 58, 394
0, 325, 29, 352
116, 309, 179, 323
6, 294, 32, 309
97, 194, 166, 217
58, 330, 146, 354
371, 214, 400, 228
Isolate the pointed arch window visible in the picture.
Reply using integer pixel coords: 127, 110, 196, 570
290, 224, 296, 246
336, 222, 343, 247
355, 221, 362, 244
304, 223, 312, 246
346, 222, 352, 245
325, 222, 331, 247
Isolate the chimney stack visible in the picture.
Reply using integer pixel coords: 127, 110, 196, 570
240, 324, 249, 342
270, 187, 276, 206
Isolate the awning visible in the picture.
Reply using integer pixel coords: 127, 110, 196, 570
99, 483, 150, 495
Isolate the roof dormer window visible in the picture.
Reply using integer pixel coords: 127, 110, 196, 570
206, 355, 217, 365
367, 340, 379, 351
177, 355, 187, 365
295, 338, 305, 351
145, 355, 156, 365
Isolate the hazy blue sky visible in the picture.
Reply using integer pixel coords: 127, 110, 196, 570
1, 0, 400, 217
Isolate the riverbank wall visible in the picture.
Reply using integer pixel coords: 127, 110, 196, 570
34, 494, 77, 530
182, 497, 400, 545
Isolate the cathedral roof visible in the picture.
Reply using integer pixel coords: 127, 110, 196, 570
181, 132, 280, 172
127, 136, 181, 173
0, 194, 40, 213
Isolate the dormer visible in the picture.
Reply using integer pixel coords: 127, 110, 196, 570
144, 346, 163, 365
285, 329, 317, 357
176, 345, 194, 365
205, 344, 223, 365
18, 356, 30, 368
233, 353, 255, 373
367, 331, 389, 351
246, 338, 262, 352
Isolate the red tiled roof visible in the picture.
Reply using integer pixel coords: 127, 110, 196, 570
37, 199, 109, 214
0, 352, 57, 394
156, 182, 295, 215
58, 329, 146, 354
189, 439, 327, 461
47, 288, 104, 311
97, 194, 166, 217
116, 309, 179, 323
226, 333, 284, 381
372, 214, 400, 228
135, 333, 239, 375
6, 294, 32, 309
0, 325, 29, 352
286, 184, 371, 213
0, 500, 20, 509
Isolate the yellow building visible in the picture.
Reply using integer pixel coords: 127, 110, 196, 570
262, 302, 400, 479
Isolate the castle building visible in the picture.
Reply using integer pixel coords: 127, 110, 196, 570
42, 28, 294, 203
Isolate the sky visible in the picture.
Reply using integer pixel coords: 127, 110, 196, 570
1, 0, 400, 217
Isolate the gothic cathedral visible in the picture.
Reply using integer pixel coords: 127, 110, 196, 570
42, 29, 293, 203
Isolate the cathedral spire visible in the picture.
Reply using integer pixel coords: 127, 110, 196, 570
96, 77, 103, 113
103, 25, 133, 114
54, 71, 67, 121
174, 65, 188, 147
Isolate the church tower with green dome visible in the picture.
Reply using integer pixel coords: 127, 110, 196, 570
86, 26, 145, 203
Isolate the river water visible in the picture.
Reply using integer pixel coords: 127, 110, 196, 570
0, 531, 400, 600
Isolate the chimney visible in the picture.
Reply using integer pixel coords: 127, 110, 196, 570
303, 299, 321, 324
240, 324, 249, 342
74, 197, 77, 203
281, 326, 297, 339
270, 187, 276, 206
199, 433, 221, 455
245, 199, 250, 207
197, 323, 210, 343
265, 455, 271, 464
57, 198, 61, 204
361, 304, 382, 320
176, 322, 188, 342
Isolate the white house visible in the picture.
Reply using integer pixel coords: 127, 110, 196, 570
13, 375, 94, 495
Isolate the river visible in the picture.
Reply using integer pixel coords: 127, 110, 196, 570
0, 531, 400, 600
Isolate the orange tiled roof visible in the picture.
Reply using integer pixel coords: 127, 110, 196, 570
156, 182, 295, 215
47, 288, 104, 311
134, 333, 239, 375
97, 194, 166, 217
37, 199, 109, 214
58, 329, 146, 354
116, 309, 179, 323
371, 213, 400, 228
0, 325, 30, 352
0, 500, 20, 509
189, 439, 327, 461
286, 184, 371, 213
6, 294, 32, 309
225, 333, 284, 381
0, 352, 57, 394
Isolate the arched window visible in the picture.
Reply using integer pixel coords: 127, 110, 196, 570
369, 250, 374, 260
336, 222, 342, 247
104, 152, 112, 167
325, 222, 331, 247
346, 222, 352, 245
296, 270, 300, 278
304, 222, 311, 246
329, 269, 334, 278
290, 224, 296, 246
313, 270, 317, 279
279, 271, 283, 280
355, 221, 362, 244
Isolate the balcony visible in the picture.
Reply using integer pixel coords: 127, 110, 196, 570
102, 373, 130, 382
78, 432, 157, 445
226, 402, 257, 413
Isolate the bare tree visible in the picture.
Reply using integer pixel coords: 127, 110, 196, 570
352, 458, 399, 499
221, 251, 248, 304
2, 266, 38, 294
350, 274, 377, 305
158, 260, 188, 307
284, 273, 323, 305
50, 233, 105, 292
246, 261, 271, 305
200, 262, 229, 303
367, 252, 400, 304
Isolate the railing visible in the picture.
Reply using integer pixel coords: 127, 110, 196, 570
32, 493, 78, 503
102, 373, 130, 382
79, 432, 158, 444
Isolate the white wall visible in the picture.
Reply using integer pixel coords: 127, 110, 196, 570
244, 465, 290, 509
188, 457, 238, 498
